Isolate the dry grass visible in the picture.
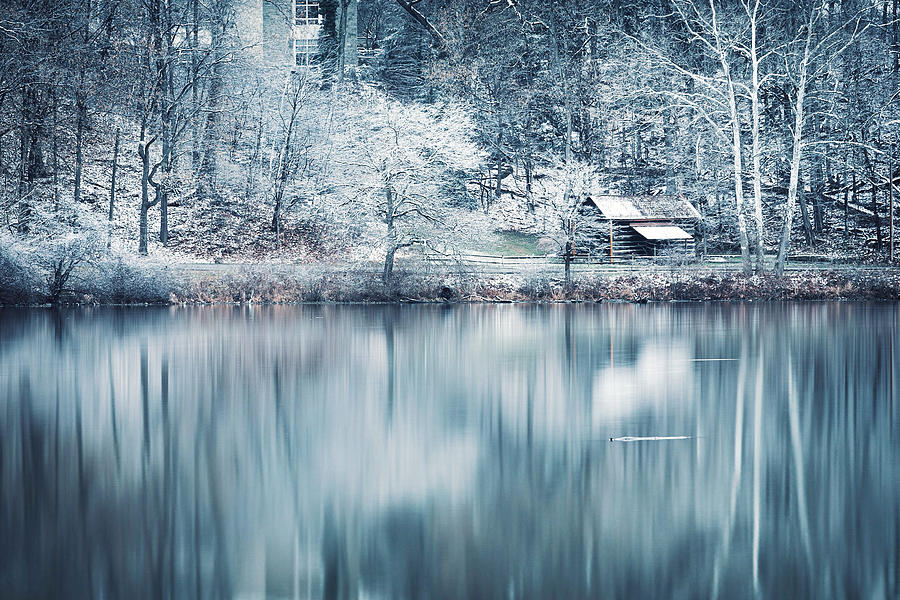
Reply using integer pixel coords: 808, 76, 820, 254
176, 268, 900, 304
3, 256, 898, 305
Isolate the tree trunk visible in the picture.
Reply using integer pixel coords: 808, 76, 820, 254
191, 0, 200, 173
524, 157, 535, 213
159, 0, 173, 245
108, 128, 119, 250
73, 0, 91, 210
159, 123, 170, 245
812, 161, 825, 233
139, 136, 152, 255
272, 185, 283, 244
494, 160, 502, 202
664, 111, 676, 194
52, 90, 59, 211
394, 0, 446, 50
705, 2, 752, 271
492, 121, 504, 211
749, 2, 765, 270
798, 184, 814, 245
890, 152, 895, 262
271, 81, 303, 239
721, 58, 751, 272
73, 72, 86, 207
872, 183, 882, 249
383, 244, 397, 285
728, 92, 751, 272
18, 81, 44, 233
245, 112, 263, 203
844, 174, 849, 238
200, 18, 222, 213
109, 128, 119, 222
894, 0, 899, 74
336, 0, 350, 81
382, 184, 396, 284
139, 0, 162, 256
776, 19, 813, 276
17, 103, 27, 232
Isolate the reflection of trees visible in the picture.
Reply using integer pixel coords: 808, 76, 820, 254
0, 304, 897, 598
352, 304, 899, 599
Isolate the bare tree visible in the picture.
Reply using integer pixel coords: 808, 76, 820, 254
320, 88, 486, 283
775, 1, 874, 275
633, 0, 755, 272
739, 0, 769, 270
539, 161, 602, 283
268, 72, 317, 242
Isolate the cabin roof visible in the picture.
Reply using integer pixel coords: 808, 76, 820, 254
585, 194, 702, 221
630, 223, 694, 240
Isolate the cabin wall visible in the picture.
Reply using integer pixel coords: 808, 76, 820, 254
575, 220, 698, 260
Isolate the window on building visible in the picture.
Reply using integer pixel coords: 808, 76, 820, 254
295, 1, 320, 26
295, 38, 318, 66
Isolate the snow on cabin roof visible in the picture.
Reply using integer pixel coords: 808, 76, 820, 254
630, 224, 694, 240
586, 195, 702, 221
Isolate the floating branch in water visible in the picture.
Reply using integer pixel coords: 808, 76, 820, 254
689, 358, 739, 362
609, 436, 692, 442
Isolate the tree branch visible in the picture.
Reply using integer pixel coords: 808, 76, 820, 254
394, 0, 447, 50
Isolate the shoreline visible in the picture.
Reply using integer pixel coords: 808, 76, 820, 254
2, 265, 899, 306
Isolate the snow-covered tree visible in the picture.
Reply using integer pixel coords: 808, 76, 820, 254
317, 87, 488, 282
537, 161, 603, 282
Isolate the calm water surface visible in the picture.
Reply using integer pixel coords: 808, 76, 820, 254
0, 303, 897, 599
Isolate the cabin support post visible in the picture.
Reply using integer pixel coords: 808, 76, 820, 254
609, 220, 614, 263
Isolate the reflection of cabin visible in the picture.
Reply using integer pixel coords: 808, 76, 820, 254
579, 195, 702, 259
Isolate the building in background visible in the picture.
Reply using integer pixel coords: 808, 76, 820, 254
236, 0, 357, 72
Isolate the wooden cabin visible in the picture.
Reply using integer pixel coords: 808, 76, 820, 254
578, 194, 702, 259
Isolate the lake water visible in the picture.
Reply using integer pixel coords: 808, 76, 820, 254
0, 304, 897, 599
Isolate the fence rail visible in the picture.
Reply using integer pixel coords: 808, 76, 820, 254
420, 253, 854, 270
168, 254, 896, 279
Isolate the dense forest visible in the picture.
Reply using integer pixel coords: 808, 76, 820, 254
1, 0, 899, 290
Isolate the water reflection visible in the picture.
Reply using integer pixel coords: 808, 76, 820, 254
0, 304, 897, 599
